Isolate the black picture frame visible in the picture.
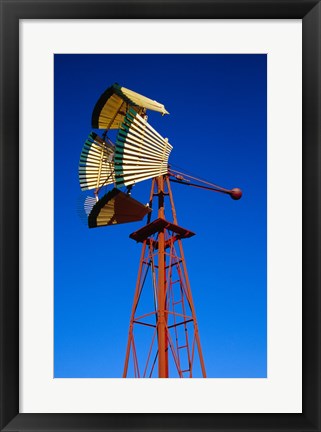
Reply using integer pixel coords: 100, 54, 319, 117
0, 1, 320, 431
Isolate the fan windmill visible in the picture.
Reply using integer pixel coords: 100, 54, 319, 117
78, 83, 242, 378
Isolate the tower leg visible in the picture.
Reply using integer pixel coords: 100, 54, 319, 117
166, 175, 206, 377
123, 241, 147, 378
156, 175, 168, 378
177, 238, 207, 377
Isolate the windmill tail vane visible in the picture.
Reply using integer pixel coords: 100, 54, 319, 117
76, 82, 242, 378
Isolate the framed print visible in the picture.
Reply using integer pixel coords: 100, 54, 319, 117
0, 1, 320, 431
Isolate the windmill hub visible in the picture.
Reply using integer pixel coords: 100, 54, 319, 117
230, 188, 242, 200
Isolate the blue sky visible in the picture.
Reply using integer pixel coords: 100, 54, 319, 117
54, 54, 267, 378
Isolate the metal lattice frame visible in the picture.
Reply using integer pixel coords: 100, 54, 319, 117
123, 176, 206, 378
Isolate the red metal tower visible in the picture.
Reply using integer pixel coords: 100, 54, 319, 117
123, 175, 206, 378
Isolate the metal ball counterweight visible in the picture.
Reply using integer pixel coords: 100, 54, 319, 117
230, 188, 242, 200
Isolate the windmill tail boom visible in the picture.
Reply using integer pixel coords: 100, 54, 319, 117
169, 173, 242, 200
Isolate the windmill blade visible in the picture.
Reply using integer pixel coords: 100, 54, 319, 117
114, 108, 173, 188
76, 194, 97, 225
92, 83, 169, 130
78, 132, 115, 191
119, 86, 169, 115
88, 188, 152, 228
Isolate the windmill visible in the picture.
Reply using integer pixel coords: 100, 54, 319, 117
78, 83, 242, 378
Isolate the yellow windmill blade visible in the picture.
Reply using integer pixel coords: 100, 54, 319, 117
120, 86, 169, 115
78, 132, 115, 191
88, 188, 151, 228
91, 83, 169, 130
76, 194, 97, 226
114, 108, 173, 188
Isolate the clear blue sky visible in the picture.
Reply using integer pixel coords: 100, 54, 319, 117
54, 54, 267, 378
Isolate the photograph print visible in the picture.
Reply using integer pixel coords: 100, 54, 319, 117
54, 54, 267, 378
